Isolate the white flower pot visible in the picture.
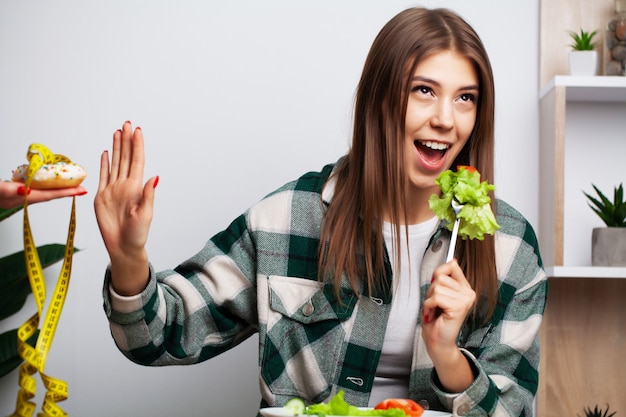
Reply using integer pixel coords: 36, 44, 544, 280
568, 50, 598, 76
591, 227, 626, 266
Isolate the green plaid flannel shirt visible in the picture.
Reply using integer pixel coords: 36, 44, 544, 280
103, 161, 547, 417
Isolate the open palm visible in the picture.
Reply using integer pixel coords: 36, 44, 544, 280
94, 122, 157, 264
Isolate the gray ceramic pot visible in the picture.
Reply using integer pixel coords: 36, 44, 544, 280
592, 227, 626, 266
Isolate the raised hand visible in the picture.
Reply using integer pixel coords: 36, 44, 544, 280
94, 121, 158, 295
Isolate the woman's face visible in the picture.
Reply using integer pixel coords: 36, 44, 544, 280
403, 50, 479, 193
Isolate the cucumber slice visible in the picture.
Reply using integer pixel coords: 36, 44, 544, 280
284, 398, 306, 415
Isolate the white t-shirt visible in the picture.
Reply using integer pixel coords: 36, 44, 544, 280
368, 217, 438, 406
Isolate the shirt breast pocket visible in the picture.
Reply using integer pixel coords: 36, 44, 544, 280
261, 275, 357, 402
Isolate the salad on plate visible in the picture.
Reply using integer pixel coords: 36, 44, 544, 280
259, 391, 451, 417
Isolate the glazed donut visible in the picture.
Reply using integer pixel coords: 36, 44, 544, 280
12, 162, 87, 189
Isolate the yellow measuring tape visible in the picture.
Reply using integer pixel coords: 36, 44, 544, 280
10, 144, 77, 417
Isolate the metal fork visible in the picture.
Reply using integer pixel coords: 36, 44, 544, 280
446, 198, 464, 262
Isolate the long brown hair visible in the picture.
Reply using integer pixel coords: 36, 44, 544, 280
318, 7, 498, 322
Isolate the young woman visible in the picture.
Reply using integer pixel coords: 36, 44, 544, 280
95, 7, 547, 416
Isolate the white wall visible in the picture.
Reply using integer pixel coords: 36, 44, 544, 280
0, 1, 539, 416
562, 101, 626, 266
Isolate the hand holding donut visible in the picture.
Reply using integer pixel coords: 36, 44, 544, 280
0, 181, 87, 210
3, 144, 88, 210
94, 121, 159, 296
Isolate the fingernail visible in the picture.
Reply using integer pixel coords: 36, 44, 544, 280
153, 176, 159, 189
136, 126, 142, 131
431, 276, 435, 284
17, 186, 31, 196
424, 314, 429, 323
124, 120, 131, 125
74, 190, 88, 196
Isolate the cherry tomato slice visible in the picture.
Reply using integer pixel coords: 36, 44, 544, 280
456, 165, 477, 173
374, 398, 424, 417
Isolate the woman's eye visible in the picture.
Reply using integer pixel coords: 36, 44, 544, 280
411, 85, 432, 95
459, 93, 477, 103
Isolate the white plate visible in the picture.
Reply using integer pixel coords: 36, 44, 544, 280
259, 407, 452, 417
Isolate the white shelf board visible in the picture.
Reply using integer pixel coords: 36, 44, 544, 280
539, 75, 626, 102
545, 265, 626, 279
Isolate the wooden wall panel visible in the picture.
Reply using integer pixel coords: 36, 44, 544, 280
538, 279, 626, 417
540, 0, 614, 88
537, 85, 566, 267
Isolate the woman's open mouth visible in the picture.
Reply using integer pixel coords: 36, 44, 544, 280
414, 140, 449, 165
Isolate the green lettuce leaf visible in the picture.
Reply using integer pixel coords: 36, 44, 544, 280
302, 391, 405, 416
428, 166, 500, 240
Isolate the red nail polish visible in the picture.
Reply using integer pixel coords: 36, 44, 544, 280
431, 276, 435, 284
424, 314, 429, 323
74, 190, 88, 196
136, 126, 142, 131
153, 176, 159, 189
17, 186, 31, 196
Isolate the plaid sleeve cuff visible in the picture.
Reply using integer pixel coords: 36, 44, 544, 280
430, 348, 488, 416
103, 263, 157, 324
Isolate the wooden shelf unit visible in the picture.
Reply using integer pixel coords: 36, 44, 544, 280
538, 75, 626, 274
537, 76, 626, 417
546, 266, 626, 278
540, 75, 626, 102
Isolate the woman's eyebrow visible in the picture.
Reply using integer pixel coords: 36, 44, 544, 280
411, 75, 479, 92
411, 75, 439, 85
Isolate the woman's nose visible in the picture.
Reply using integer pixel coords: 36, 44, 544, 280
430, 101, 454, 129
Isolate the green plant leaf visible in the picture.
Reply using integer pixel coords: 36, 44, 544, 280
583, 183, 626, 227
613, 184, 625, 226
0, 328, 39, 378
569, 29, 598, 50
583, 404, 616, 417
0, 243, 77, 285
0, 277, 31, 321
0, 244, 79, 320
615, 183, 623, 204
0, 206, 22, 222
583, 193, 614, 227
584, 192, 606, 212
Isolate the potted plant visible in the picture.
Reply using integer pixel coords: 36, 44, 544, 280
583, 183, 626, 266
578, 404, 616, 417
568, 28, 599, 75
